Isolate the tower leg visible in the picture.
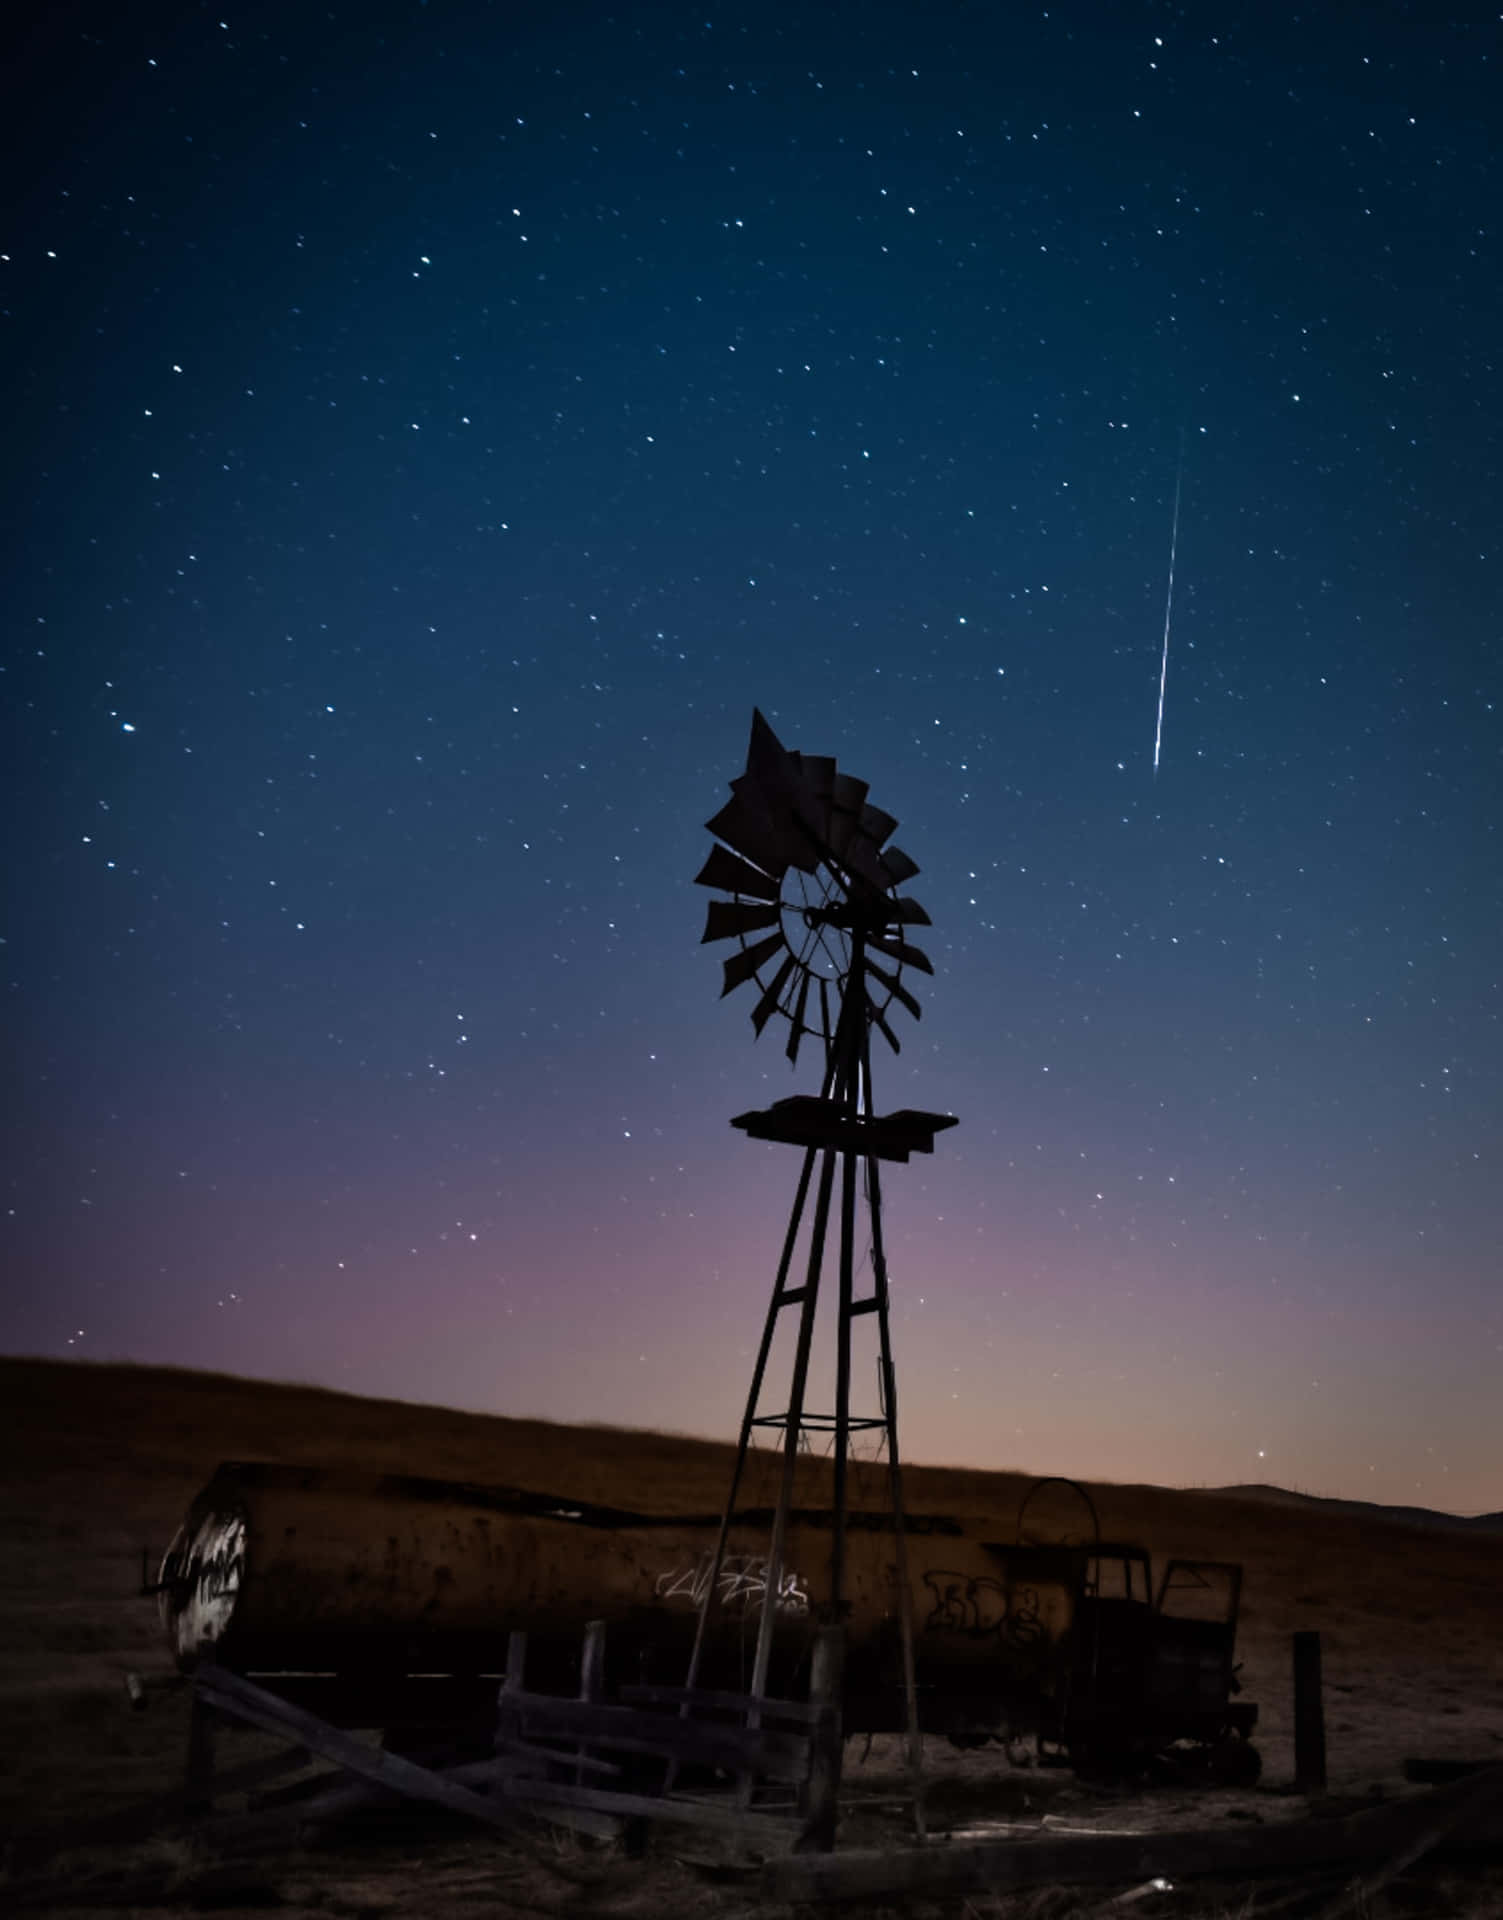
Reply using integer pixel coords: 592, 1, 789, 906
801, 1624, 846, 1852
751, 972, 866, 1701
683, 1139, 821, 1693
830, 1136, 859, 1622
750, 1139, 839, 1703
862, 1018, 926, 1838
690, 940, 931, 1850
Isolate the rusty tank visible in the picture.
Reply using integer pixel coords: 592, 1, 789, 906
156, 1462, 1257, 1775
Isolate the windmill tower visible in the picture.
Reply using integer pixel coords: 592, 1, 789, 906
686, 709, 957, 1773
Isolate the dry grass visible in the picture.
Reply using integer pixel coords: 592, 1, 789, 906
2, 1356, 1500, 1917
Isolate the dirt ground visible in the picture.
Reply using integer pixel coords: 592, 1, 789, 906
2, 1357, 1500, 1917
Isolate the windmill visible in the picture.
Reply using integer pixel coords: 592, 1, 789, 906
685, 708, 957, 1793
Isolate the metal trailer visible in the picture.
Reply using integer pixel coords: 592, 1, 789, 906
152, 1461, 1258, 1780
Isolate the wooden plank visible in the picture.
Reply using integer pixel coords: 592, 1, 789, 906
195, 1669, 516, 1833
473, 1763, 624, 1843
1316, 1762, 1503, 1916
248, 1774, 400, 1828
494, 1737, 623, 1779
619, 1682, 829, 1728
449, 1758, 621, 1839
579, 1621, 606, 1699
577, 1619, 606, 1788
511, 1800, 624, 1844
185, 1683, 218, 1812
494, 1773, 798, 1844
765, 1830, 1289, 1904
500, 1691, 811, 1781
496, 1630, 526, 1741
762, 1776, 1503, 1906
212, 1753, 619, 1845
495, 1630, 525, 1776
203, 1746, 317, 1800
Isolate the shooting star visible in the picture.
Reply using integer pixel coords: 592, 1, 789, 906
1153, 449, 1183, 774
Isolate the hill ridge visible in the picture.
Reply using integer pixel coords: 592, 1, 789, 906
3, 1355, 1494, 1531
1211, 1480, 1503, 1535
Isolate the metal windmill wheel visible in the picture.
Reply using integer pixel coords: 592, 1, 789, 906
694, 709, 936, 1067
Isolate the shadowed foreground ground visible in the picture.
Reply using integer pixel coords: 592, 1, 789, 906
2, 1357, 1500, 1916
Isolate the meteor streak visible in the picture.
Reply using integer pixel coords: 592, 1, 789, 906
1153, 450, 1183, 774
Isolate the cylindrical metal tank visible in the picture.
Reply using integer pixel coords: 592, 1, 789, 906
158, 1461, 1085, 1735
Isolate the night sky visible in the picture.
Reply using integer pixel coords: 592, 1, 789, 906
6, 3, 1498, 1514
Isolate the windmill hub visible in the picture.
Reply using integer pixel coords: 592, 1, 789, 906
799, 903, 853, 930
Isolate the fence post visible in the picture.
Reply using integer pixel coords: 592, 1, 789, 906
185, 1648, 219, 1814
801, 1624, 846, 1852
185, 1685, 218, 1813
1293, 1629, 1327, 1794
580, 1619, 606, 1700
578, 1619, 606, 1784
495, 1629, 528, 1777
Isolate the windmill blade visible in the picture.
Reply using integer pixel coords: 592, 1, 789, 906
721, 931, 787, 997
737, 772, 824, 874
830, 770, 870, 813
790, 751, 836, 848
743, 716, 825, 871
701, 899, 781, 945
886, 895, 933, 928
799, 754, 837, 810
786, 968, 812, 1065
868, 994, 903, 1055
857, 802, 899, 850
826, 771, 871, 859
866, 960, 922, 1022
751, 953, 798, 1035
870, 932, 934, 975
706, 783, 805, 878
695, 844, 780, 902
841, 838, 891, 893
879, 845, 920, 887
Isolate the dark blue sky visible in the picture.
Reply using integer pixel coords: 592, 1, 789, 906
6, 2, 1498, 1510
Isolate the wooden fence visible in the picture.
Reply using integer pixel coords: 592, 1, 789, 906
184, 1618, 846, 1853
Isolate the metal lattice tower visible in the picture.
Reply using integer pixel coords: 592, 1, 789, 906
685, 709, 957, 1795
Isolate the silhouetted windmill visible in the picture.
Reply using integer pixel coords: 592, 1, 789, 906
686, 708, 957, 1790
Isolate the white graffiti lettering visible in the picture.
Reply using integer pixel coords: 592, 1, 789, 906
655, 1552, 809, 1618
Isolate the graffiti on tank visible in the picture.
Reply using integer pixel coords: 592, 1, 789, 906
921, 1569, 1045, 1644
159, 1513, 247, 1658
187, 1536, 244, 1605
655, 1552, 810, 1618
